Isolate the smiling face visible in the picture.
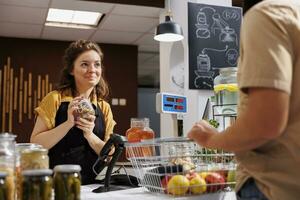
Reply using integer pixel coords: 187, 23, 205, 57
71, 50, 102, 91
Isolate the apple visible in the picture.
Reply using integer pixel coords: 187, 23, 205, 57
167, 175, 189, 195
185, 171, 198, 180
189, 175, 207, 194
161, 176, 171, 193
216, 170, 228, 179
205, 172, 225, 193
198, 172, 209, 179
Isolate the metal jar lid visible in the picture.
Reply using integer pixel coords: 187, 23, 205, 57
22, 169, 53, 177
21, 148, 48, 155
0, 132, 16, 140
54, 165, 81, 173
16, 143, 42, 151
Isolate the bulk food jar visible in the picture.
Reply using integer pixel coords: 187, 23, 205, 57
53, 165, 81, 200
126, 118, 155, 158
21, 169, 53, 200
0, 133, 16, 200
213, 67, 238, 114
16, 143, 43, 200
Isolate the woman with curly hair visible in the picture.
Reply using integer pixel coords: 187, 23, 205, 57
31, 40, 116, 184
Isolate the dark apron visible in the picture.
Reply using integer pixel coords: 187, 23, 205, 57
49, 102, 105, 185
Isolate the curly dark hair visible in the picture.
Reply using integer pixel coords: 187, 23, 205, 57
56, 39, 110, 101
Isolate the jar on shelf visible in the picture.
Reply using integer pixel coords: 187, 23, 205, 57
213, 67, 238, 114
126, 118, 155, 158
0, 133, 16, 200
16, 143, 43, 200
21, 169, 53, 200
53, 165, 81, 200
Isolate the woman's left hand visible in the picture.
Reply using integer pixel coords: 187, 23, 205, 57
75, 114, 96, 137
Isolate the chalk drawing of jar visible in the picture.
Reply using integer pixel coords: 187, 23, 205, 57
226, 49, 239, 66
220, 26, 237, 45
197, 54, 211, 72
195, 11, 210, 38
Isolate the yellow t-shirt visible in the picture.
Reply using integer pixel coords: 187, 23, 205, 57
35, 90, 116, 142
236, 0, 300, 199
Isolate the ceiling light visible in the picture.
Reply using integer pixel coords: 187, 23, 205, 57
46, 8, 103, 29
154, 0, 183, 42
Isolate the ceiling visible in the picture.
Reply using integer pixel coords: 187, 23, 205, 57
0, 0, 243, 87
0, 0, 161, 86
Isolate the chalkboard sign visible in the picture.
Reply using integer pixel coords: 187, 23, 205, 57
188, 2, 242, 89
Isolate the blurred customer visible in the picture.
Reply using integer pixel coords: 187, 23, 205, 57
188, 0, 300, 199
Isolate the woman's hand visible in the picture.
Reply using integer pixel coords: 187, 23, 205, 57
66, 97, 84, 127
187, 120, 219, 147
75, 114, 96, 137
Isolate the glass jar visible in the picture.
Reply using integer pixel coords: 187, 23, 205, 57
0, 171, 8, 200
126, 118, 155, 158
214, 67, 238, 114
21, 169, 53, 200
16, 143, 43, 200
53, 165, 81, 200
20, 148, 49, 170
0, 133, 16, 200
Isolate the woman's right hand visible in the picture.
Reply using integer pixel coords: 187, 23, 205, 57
66, 97, 83, 127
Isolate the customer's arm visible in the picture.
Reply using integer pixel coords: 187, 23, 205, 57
188, 87, 289, 152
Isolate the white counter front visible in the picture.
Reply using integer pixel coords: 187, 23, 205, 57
81, 185, 237, 200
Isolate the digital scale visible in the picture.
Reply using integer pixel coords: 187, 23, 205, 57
156, 92, 187, 114
156, 93, 187, 136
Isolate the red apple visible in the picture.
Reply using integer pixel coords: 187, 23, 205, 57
205, 172, 225, 193
161, 175, 171, 193
185, 171, 199, 181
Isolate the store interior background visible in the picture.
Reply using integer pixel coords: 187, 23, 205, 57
0, 0, 243, 143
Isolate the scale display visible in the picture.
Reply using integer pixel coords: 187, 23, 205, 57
156, 93, 187, 114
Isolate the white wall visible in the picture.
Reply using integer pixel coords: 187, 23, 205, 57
159, 0, 232, 138
138, 88, 160, 137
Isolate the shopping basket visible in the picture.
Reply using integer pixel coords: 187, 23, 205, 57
125, 137, 236, 196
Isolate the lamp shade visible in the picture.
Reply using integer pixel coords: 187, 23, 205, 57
154, 15, 183, 42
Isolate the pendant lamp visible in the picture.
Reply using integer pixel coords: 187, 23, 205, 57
154, 0, 184, 42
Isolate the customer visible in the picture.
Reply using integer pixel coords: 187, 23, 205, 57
31, 40, 116, 185
188, 0, 300, 199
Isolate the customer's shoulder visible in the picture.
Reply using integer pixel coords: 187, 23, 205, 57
250, 0, 298, 17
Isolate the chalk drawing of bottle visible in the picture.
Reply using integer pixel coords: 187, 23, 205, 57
211, 13, 229, 35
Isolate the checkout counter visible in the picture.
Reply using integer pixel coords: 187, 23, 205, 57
81, 184, 237, 200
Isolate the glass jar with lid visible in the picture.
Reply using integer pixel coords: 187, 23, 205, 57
214, 67, 238, 114
20, 148, 49, 170
16, 143, 43, 200
126, 118, 155, 158
53, 165, 81, 200
21, 169, 53, 200
0, 133, 16, 200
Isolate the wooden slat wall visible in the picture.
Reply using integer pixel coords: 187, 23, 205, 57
0, 37, 138, 146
